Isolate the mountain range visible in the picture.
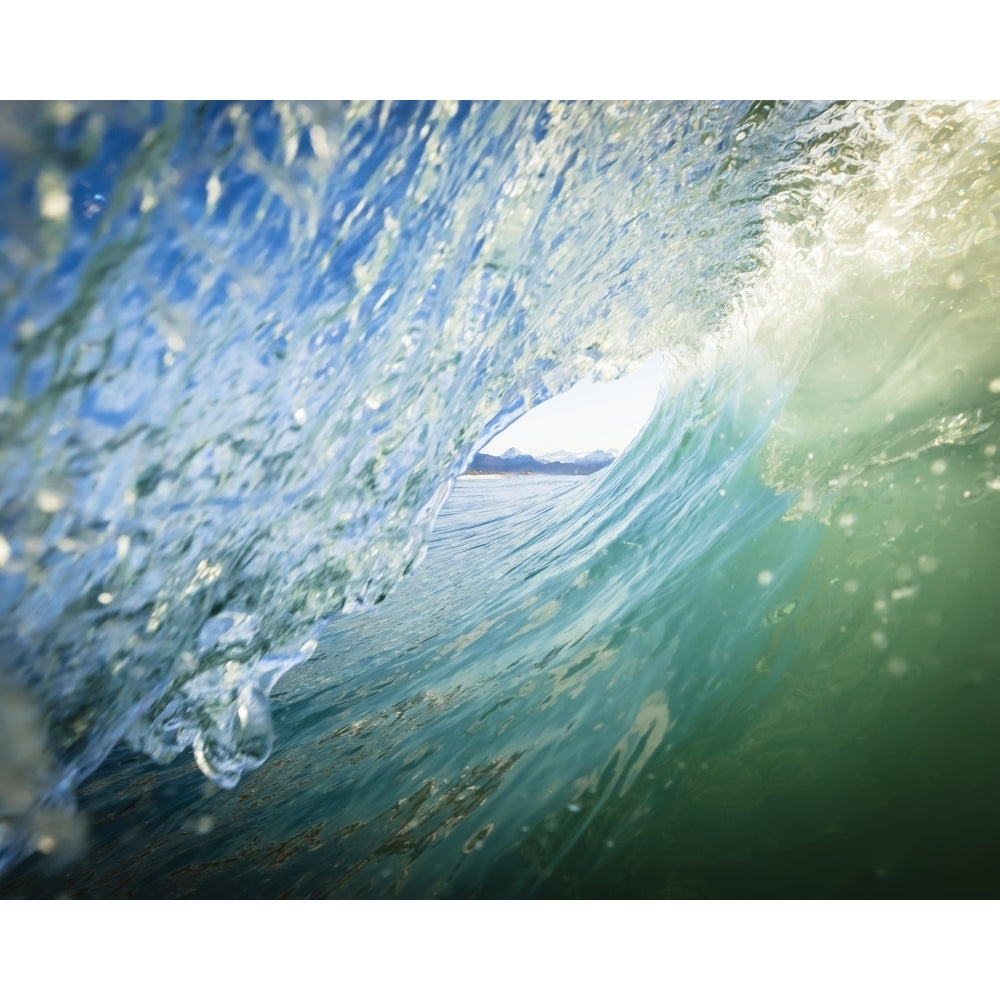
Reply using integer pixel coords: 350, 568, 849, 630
464, 447, 617, 476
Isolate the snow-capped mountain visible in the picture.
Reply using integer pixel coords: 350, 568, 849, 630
465, 447, 617, 476
537, 449, 619, 465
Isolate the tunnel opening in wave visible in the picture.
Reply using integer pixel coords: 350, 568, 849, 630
466, 355, 666, 478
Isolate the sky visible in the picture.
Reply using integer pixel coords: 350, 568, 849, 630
483, 353, 665, 457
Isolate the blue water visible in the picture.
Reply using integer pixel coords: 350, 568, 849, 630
2, 101, 1000, 896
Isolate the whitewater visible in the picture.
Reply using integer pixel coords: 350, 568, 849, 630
1, 100, 999, 896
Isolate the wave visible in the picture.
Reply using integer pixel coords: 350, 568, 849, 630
1, 100, 998, 883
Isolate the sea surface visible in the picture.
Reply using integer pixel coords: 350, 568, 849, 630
2, 101, 1000, 897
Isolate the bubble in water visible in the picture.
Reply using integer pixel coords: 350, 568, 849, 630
930, 459, 947, 476
165, 330, 186, 353
35, 489, 64, 513
764, 601, 798, 624
871, 631, 889, 651
461, 823, 494, 854
757, 569, 774, 586
37, 171, 70, 221
887, 657, 908, 678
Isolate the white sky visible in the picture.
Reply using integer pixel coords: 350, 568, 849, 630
484, 353, 665, 456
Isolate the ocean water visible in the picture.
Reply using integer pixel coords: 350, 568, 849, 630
1, 100, 1000, 897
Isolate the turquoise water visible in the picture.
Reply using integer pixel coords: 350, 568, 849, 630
2, 101, 1000, 895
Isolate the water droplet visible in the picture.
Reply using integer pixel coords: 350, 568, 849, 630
309, 125, 331, 160
917, 555, 939, 574
0, 534, 9, 568
461, 823, 494, 854
757, 569, 773, 586
887, 657, 908, 678
206, 173, 222, 212
38, 171, 70, 221
35, 489, 64, 513
97, 592, 113, 605
989, 377, 1000, 394
871, 631, 889, 651
165, 330, 186, 353
931, 459, 947, 476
